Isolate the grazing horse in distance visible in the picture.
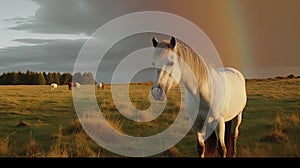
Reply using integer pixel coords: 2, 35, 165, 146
50, 83, 58, 91
68, 81, 73, 90
150, 36, 247, 157
74, 82, 80, 88
97, 82, 105, 90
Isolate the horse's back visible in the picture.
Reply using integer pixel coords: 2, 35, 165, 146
221, 67, 247, 121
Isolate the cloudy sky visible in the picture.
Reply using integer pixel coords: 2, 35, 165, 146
0, 0, 300, 83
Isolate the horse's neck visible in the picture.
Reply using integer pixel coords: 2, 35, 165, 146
178, 57, 211, 103
183, 76, 210, 103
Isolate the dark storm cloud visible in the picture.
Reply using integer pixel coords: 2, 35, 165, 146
0, 33, 155, 78
0, 39, 86, 72
1, 0, 168, 83
9, 0, 153, 35
9, 0, 104, 34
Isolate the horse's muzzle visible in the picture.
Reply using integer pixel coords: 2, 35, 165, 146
151, 86, 166, 101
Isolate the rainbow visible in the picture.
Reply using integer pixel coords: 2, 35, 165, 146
227, 1, 254, 77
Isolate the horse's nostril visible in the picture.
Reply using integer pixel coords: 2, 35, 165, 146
157, 88, 163, 96
151, 86, 166, 101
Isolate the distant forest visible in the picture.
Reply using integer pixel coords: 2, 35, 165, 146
0, 70, 95, 85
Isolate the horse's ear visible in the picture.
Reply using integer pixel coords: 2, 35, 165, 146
152, 37, 158, 47
170, 36, 176, 48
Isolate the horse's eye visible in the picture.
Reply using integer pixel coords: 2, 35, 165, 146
168, 62, 174, 66
152, 62, 155, 66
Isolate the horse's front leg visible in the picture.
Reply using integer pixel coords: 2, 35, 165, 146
216, 118, 227, 157
196, 131, 206, 157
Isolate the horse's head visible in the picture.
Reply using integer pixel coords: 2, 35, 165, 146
151, 36, 181, 101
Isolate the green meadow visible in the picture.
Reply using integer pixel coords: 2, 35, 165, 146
0, 78, 300, 157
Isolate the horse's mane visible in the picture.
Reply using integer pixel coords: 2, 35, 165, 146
176, 42, 209, 88
158, 40, 210, 92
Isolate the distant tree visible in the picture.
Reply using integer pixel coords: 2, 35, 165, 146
17, 71, 26, 85
9, 72, 18, 85
287, 74, 295, 79
81, 72, 95, 84
0, 72, 8, 84
73, 72, 82, 83
47, 72, 53, 84
60, 72, 72, 85
56, 72, 62, 84
25, 70, 34, 84
34, 72, 46, 85
43, 72, 49, 84
0, 73, 4, 84
275, 76, 285, 79
0, 70, 95, 85
47, 72, 60, 84
32, 73, 38, 85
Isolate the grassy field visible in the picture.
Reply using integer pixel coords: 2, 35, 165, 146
0, 78, 300, 157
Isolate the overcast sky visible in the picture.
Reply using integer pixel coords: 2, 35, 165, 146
1, 0, 300, 83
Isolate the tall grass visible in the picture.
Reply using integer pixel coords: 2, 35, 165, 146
238, 78, 300, 157
0, 136, 10, 156
23, 132, 43, 157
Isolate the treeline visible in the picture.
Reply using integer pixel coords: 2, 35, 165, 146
0, 70, 95, 85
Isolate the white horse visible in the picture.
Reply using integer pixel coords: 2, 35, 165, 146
50, 83, 58, 91
97, 82, 105, 90
74, 82, 80, 88
151, 36, 247, 157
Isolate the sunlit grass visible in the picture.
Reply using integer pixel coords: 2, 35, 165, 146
0, 78, 300, 157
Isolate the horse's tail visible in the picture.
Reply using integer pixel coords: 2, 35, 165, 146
225, 119, 234, 157
205, 131, 218, 157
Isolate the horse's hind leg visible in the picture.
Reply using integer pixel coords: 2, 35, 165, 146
231, 112, 242, 157
216, 118, 227, 157
225, 119, 233, 157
